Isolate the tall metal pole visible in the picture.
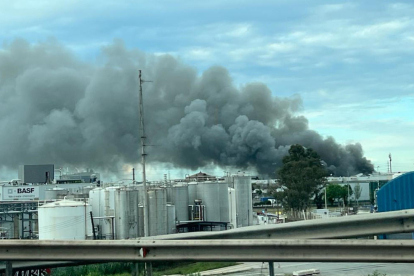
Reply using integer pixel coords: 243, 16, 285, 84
139, 70, 152, 276
347, 171, 350, 208
139, 70, 149, 237
389, 153, 392, 173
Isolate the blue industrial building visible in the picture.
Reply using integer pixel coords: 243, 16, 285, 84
377, 171, 414, 239
377, 172, 414, 212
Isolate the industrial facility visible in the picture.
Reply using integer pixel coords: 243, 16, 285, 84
3, 163, 414, 242
0, 165, 254, 240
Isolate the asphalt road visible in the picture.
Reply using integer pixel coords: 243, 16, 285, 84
222, 262, 414, 276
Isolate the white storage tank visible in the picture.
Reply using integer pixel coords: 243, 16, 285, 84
172, 185, 189, 222
89, 188, 104, 218
127, 189, 140, 239
136, 185, 144, 204
115, 189, 128, 239
88, 188, 105, 238
38, 199, 92, 240
197, 182, 220, 222
218, 182, 229, 224
148, 188, 167, 236
166, 186, 173, 203
187, 182, 198, 205
166, 204, 176, 234
101, 187, 118, 239
138, 204, 144, 237
228, 187, 237, 229
234, 176, 253, 227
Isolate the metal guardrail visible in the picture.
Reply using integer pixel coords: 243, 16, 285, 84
145, 209, 414, 240
2, 209, 414, 274
2, 239, 414, 262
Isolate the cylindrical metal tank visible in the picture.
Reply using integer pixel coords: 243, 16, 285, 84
105, 187, 118, 210
38, 199, 92, 240
166, 204, 176, 234
225, 176, 234, 188
172, 185, 189, 222
138, 204, 144, 237
197, 182, 220, 222
137, 185, 145, 205
100, 187, 119, 239
127, 189, 140, 239
115, 189, 128, 239
89, 188, 104, 237
44, 188, 69, 200
89, 188, 104, 217
228, 187, 237, 229
187, 182, 198, 205
166, 186, 173, 203
234, 176, 253, 227
218, 183, 229, 223
148, 188, 167, 236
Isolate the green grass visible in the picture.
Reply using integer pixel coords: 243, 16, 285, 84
51, 262, 238, 276
51, 263, 137, 276
154, 262, 238, 276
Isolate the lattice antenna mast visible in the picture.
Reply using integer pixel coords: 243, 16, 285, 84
139, 70, 151, 237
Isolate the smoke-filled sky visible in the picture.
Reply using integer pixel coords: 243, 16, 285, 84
1, 1, 413, 179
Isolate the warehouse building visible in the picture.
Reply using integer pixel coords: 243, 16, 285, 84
377, 171, 414, 239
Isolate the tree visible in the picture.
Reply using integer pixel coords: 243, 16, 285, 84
277, 144, 328, 211
326, 184, 343, 206
344, 184, 353, 206
326, 183, 354, 207
354, 183, 362, 206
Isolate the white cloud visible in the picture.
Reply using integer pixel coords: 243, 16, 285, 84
223, 24, 252, 38
353, 20, 409, 37
300, 33, 336, 44
185, 48, 214, 61
343, 57, 359, 64
0, 1, 80, 25
266, 42, 296, 52
318, 4, 346, 13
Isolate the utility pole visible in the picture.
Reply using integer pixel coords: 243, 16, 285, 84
132, 168, 135, 184
389, 153, 392, 173
138, 70, 152, 276
139, 70, 149, 237
347, 171, 350, 209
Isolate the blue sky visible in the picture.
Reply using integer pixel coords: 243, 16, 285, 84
1, 0, 414, 175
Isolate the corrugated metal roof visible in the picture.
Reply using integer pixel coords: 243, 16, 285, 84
377, 171, 414, 212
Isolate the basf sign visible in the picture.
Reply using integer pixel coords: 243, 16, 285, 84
2, 186, 40, 200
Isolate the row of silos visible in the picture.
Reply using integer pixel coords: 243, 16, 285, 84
89, 186, 143, 239
90, 186, 175, 238
37, 176, 253, 240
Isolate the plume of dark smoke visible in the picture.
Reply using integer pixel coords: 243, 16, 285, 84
0, 39, 373, 176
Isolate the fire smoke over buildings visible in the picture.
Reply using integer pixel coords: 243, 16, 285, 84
0, 39, 373, 176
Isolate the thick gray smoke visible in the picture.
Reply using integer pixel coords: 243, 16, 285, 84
0, 39, 373, 176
